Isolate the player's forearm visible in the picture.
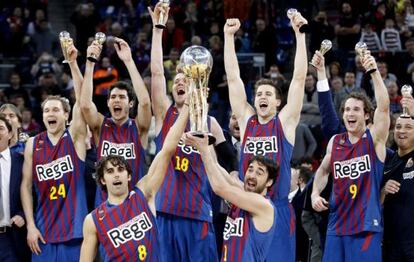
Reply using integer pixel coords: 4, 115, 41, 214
312, 168, 328, 197
68, 60, 83, 100
371, 71, 390, 113
163, 104, 189, 153
20, 181, 35, 228
151, 29, 165, 75
80, 62, 95, 110
292, 33, 307, 82
199, 147, 227, 195
125, 60, 151, 107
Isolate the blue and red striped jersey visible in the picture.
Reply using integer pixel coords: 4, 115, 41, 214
221, 202, 275, 262
95, 117, 146, 206
32, 130, 87, 243
329, 129, 383, 235
92, 187, 159, 262
240, 115, 293, 201
155, 105, 213, 222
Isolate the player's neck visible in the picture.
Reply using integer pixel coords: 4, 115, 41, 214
175, 102, 184, 112
107, 192, 129, 205
347, 128, 365, 143
47, 128, 65, 142
112, 116, 129, 126
398, 147, 414, 157
258, 113, 275, 124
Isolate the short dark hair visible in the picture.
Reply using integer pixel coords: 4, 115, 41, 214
108, 81, 135, 102
298, 166, 313, 184
95, 155, 132, 192
0, 116, 13, 133
254, 78, 282, 100
0, 103, 22, 124
340, 92, 374, 124
247, 156, 279, 187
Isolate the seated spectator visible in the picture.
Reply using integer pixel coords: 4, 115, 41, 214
3, 72, 31, 108
30, 52, 62, 78
381, 18, 402, 51
29, 18, 59, 57
344, 71, 365, 94
327, 61, 342, 80
163, 17, 185, 54
378, 61, 398, 87
359, 22, 382, 52
395, 11, 413, 43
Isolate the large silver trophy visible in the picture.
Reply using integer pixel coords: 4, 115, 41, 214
309, 39, 332, 67
287, 8, 309, 33
355, 42, 377, 74
59, 31, 73, 63
401, 85, 413, 118
155, 0, 170, 29
180, 46, 215, 144
87, 32, 106, 62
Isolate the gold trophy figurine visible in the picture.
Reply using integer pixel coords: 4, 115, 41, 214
309, 39, 332, 67
401, 85, 413, 118
287, 8, 309, 33
180, 45, 216, 145
59, 31, 73, 63
87, 32, 106, 62
155, 0, 170, 29
355, 42, 377, 74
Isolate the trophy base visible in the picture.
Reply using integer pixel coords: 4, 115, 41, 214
155, 24, 166, 29
191, 131, 216, 145
309, 61, 316, 68
366, 68, 377, 75
87, 56, 98, 63
299, 24, 310, 33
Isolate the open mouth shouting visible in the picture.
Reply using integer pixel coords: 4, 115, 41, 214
259, 101, 268, 111
47, 119, 58, 128
113, 105, 122, 114
245, 178, 257, 191
113, 180, 122, 187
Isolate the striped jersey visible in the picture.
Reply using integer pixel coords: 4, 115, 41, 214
95, 117, 146, 206
32, 130, 87, 243
155, 105, 213, 222
92, 187, 159, 261
240, 115, 293, 201
221, 202, 275, 262
328, 129, 383, 235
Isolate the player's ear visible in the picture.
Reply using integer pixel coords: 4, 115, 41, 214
128, 173, 132, 182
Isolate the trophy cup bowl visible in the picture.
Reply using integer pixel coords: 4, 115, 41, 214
155, 0, 170, 29
401, 84, 413, 118
286, 8, 309, 33
59, 31, 73, 64
87, 32, 106, 62
309, 39, 332, 67
355, 42, 376, 74
180, 45, 215, 145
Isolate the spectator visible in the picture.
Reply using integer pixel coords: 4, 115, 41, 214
359, 22, 382, 52
301, 74, 321, 128
292, 123, 317, 163
387, 81, 403, 113
335, 2, 361, 52
162, 17, 185, 55
30, 52, 62, 79
0, 104, 25, 154
70, 3, 100, 54
26, 9, 48, 36
164, 48, 180, 92
327, 61, 342, 80
344, 71, 365, 94
309, 11, 335, 54
395, 11, 413, 44
251, 18, 277, 69
381, 18, 402, 51
378, 61, 398, 87
29, 19, 59, 57
264, 64, 287, 87
21, 108, 42, 136
183, 1, 198, 39
3, 72, 31, 108
331, 76, 348, 114
405, 4, 414, 31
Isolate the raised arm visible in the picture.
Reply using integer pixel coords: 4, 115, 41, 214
79, 42, 104, 138
279, 13, 308, 144
67, 44, 87, 159
364, 55, 390, 162
114, 37, 151, 148
224, 18, 255, 134
311, 137, 333, 212
79, 214, 98, 262
312, 51, 345, 138
186, 134, 273, 227
21, 138, 45, 255
138, 102, 189, 209
148, 4, 171, 129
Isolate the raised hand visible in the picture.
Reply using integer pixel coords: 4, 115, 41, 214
86, 41, 102, 63
310, 51, 325, 71
290, 12, 308, 34
67, 44, 78, 63
114, 37, 132, 62
147, 2, 170, 27
401, 94, 414, 116
224, 18, 241, 36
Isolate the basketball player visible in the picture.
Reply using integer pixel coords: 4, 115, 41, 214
311, 54, 389, 261
80, 37, 151, 206
20, 44, 88, 261
224, 13, 308, 261
184, 133, 276, 262
79, 97, 189, 261
149, 3, 226, 260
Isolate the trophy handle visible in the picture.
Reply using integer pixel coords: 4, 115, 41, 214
191, 131, 216, 145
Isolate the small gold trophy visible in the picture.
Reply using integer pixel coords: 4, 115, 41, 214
180, 45, 215, 144
401, 84, 413, 118
155, 0, 170, 29
309, 39, 332, 67
59, 31, 73, 64
287, 8, 309, 33
87, 32, 106, 62
355, 42, 377, 74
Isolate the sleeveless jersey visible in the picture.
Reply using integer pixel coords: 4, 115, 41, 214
329, 129, 383, 235
96, 117, 146, 205
155, 105, 213, 222
32, 130, 87, 243
240, 115, 293, 201
92, 187, 159, 261
221, 202, 276, 262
